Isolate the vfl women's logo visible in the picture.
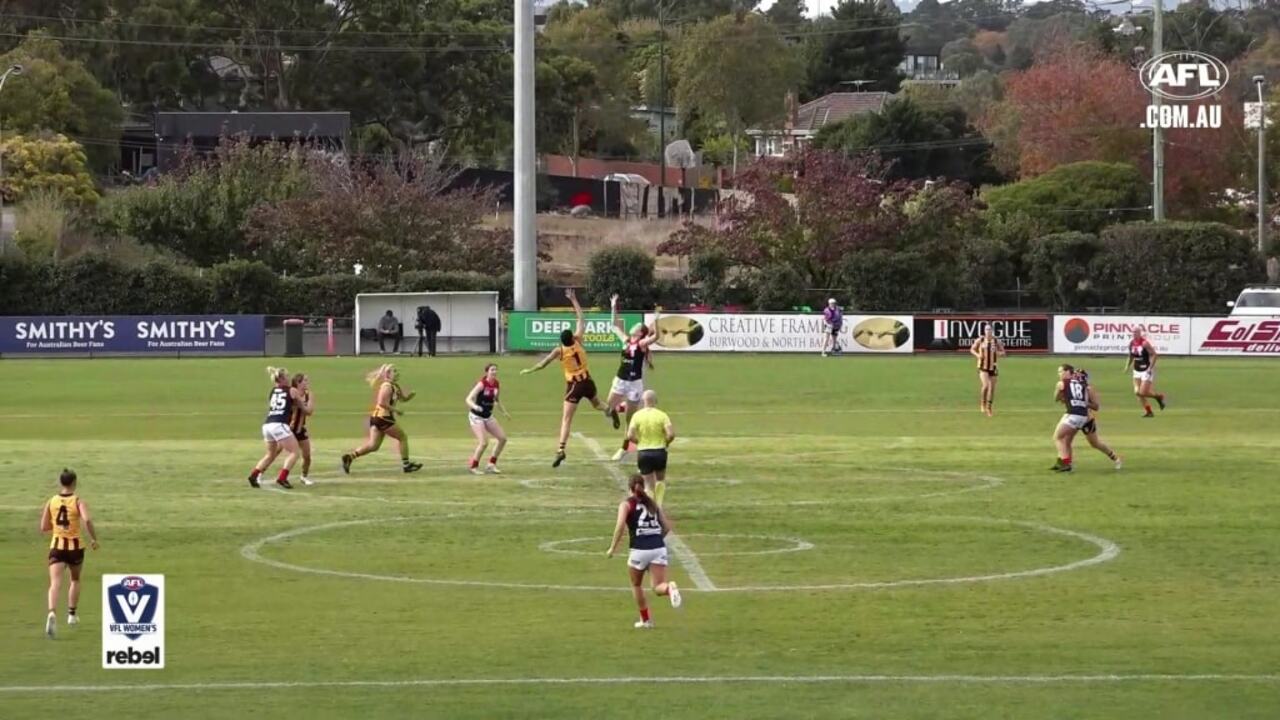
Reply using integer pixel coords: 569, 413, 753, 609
107, 576, 159, 640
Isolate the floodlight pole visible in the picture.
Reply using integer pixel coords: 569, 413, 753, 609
513, 0, 537, 311
1152, 0, 1165, 221
1258, 77, 1268, 255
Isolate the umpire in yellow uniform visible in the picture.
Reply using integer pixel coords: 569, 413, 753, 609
626, 390, 675, 506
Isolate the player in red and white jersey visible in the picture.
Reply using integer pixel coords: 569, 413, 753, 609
464, 363, 510, 474
1124, 328, 1166, 418
603, 293, 660, 462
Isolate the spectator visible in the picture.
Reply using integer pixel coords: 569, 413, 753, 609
821, 298, 843, 357
416, 305, 442, 357
378, 310, 401, 354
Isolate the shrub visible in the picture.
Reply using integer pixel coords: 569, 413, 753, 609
688, 249, 731, 307
748, 262, 806, 311
53, 252, 139, 314
841, 250, 933, 311
0, 254, 57, 314
209, 260, 282, 315
14, 189, 71, 259
1, 134, 99, 205
1096, 222, 1264, 312
585, 244, 656, 308
132, 261, 211, 314
983, 161, 1148, 234
1025, 231, 1105, 310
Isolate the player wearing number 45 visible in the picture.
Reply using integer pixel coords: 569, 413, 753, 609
521, 288, 609, 467
606, 474, 681, 629
249, 366, 307, 489
40, 469, 100, 639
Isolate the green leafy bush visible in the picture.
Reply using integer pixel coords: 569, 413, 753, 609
585, 244, 656, 308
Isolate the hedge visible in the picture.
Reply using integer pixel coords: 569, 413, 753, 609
0, 255, 514, 317
1025, 231, 1105, 310
1094, 222, 1264, 313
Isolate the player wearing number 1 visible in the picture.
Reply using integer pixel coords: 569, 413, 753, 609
40, 469, 99, 638
521, 288, 608, 467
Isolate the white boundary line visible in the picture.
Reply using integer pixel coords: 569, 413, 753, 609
1, 673, 1277, 693
575, 431, 717, 591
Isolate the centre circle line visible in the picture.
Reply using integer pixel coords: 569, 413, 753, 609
240, 516, 1119, 593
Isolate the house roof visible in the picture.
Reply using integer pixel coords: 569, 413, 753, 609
794, 92, 891, 134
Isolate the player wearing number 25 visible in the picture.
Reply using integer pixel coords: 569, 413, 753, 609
521, 288, 609, 468
40, 468, 99, 639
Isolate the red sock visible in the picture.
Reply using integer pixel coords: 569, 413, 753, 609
249, 468, 261, 479
488, 456, 497, 465
470, 458, 479, 469
277, 469, 290, 482
1143, 403, 1152, 413
639, 607, 650, 622
1061, 457, 1072, 466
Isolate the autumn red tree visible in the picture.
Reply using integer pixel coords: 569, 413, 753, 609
659, 151, 977, 295
981, 43, 1149, 178
984, 41, 1251, 216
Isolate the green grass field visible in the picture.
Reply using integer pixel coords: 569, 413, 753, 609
1, 354, 1278, 718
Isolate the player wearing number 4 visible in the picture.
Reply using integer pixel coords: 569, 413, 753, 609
40, 469, 99, 639
521, 288, 608, 467
607, 474, 682, 628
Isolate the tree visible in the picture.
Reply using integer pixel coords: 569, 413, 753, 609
1164, 0, 1253, 63
0, 34, 124, 170
659, 150, 979, 303
0, 133, 99, 206
97, 138, 317, 265
589, 0, 761, 24
941, 39, 987, 78
812, 96, 999, 184
983, 161, 1148, 234
243, 152, 508, 278
804, 0, 905, 97
675, 14, 800, 175
979, 44, 1147, 178
766, 0, 808, 29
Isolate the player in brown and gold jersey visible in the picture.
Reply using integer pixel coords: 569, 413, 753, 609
342, 364, 423, 475
522, 288, 609, 467
39, 469, 98, 638
970, 324, 1005, 417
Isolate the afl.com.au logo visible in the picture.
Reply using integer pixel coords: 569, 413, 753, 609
102, 574, 165, 669
1139, 51, 1229, 130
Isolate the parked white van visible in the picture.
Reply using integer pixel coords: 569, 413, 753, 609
1227, 286, 1280, 316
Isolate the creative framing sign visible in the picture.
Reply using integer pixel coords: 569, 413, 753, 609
914, 315, 1050, 353
643, 313, 913, 353
0, 315, 265, 355
1054, 315, 1191, 355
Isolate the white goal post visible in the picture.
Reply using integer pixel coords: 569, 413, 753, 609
353, 291, 501, 355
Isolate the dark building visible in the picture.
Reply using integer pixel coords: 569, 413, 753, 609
120, 112, 350, 174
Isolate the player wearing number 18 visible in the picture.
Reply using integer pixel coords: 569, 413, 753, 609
40, 469, 99, 639
521, 288, 609, 467
606, 474, 682, 629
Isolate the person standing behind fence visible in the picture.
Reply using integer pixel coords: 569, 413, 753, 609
821, 298, 843, 356
416, 305, 442, 357
378, 310, 401, 354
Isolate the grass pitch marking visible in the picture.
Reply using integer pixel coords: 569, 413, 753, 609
539, 533, 815, 557
2, 673, 1277, 694
241, 515, 1119, 593
575, 431, 717, 591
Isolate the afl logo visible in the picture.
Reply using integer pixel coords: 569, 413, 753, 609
1139, 51, 1229, 102
1064, 318, 1091, 344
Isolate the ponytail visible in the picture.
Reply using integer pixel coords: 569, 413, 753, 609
266, 366, 288, 384
366, 364, 393, 388
628, 474, 657, 515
